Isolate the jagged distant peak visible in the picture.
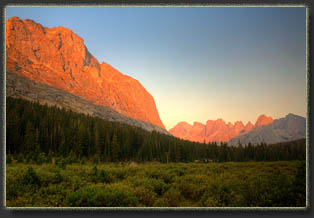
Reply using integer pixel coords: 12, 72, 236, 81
255, 114, 273, 127
169, 114, 274, 143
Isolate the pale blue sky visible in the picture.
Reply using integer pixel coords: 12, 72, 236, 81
6, 6, 306, 130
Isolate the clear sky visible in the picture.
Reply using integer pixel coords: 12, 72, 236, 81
6, 6, 306, 130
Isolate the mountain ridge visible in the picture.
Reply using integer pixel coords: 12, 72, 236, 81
170, 113, 305, 145
6, 71, 169, 135
6, 16, 165, 129
228, 113, 306, 146
169, 114, 275, 143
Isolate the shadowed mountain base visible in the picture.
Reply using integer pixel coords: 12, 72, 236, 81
6, 71, 169, 135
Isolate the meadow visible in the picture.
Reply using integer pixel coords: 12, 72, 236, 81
6, 161, 305, 207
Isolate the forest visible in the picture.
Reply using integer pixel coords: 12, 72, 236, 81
6, 97, 306, 164
5, 97, 306, 207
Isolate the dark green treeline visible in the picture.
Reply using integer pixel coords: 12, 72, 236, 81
6, 97, 306, 164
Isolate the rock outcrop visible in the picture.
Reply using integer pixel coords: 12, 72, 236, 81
254, 114, 274, 127
169, 115, 274, 143
6, 16, 165, 129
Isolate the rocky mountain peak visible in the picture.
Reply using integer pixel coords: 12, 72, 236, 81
6, 16, 165, 129
255, 114, 274, 127
169, 114, 275, 143
228, 113, 306, 146
234, 121, 245, 129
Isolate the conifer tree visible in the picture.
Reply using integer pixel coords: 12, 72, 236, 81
111, 134, 120, 162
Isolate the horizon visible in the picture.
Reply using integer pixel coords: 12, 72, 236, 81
5, 6, 306, 130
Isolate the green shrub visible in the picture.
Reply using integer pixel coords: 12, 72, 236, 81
171, 168, 185, 177
6, 174, 19, 200
146, 169, 175, 184
109, 168, 127, 181
65, 184, 138, 207
238, 177, 270, 207
36, 168, 63, 187
175, 175, 207, 201
91, 165, 98, 184
160, 171, 176, 184
98, 183, 138, 207
177, 181, 205, 201
55, 158, 67, 169
151, 179, 169, 196
132, 187, 157, 206
21, 166, 41, 189
200, 181, 237, 207
36, 184, 66, 206
153, 197, 168, 207
291, 161, 306, 206
266, 170, 294, 206
128, 175, 169, 196
92, 165, 98, 175
157, 188, 184, 207
53, 169, 63, 184
238, 170, 295, 207
99, 169, 112, 184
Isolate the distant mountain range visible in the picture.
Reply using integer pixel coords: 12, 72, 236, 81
228, 113, 306, 146
169, 114, 274, 143
6, 16, 165, 130
169, 114, 306, 145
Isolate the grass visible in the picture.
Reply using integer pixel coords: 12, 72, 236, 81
6, 161, 305, 207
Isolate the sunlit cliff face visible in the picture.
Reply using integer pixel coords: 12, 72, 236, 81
6, 16, 165, 129
254, 114, 274, 127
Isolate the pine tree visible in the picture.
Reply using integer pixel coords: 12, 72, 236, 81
23, 121, 36, 154
94, 123, 101, 162
111, 134, 120, 162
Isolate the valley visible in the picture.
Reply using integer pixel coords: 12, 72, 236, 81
4, 12, 307, 209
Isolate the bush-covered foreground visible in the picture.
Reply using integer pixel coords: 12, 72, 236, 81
6, 161, 305, 207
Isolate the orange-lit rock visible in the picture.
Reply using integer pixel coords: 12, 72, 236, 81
255, 114, 274, 127
169, 115, 274, 143
234, 121, 245, 133
244, 121, 255, 133
6, 16, 165, 129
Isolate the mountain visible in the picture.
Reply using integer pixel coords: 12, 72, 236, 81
169, 115, 274, 143
6, 71, 169, 135
6, 16, 165, 129
228, 113, 306, 146
254, 114, 273, 127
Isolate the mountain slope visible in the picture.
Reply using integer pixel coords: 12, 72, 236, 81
6, 16, 165, 129
228, 113, 306, 146
6, 71, 169, 135
169, 115, 274, 143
